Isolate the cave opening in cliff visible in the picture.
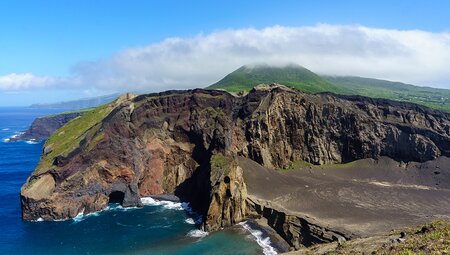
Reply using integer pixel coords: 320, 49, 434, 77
108, 191, 125, 205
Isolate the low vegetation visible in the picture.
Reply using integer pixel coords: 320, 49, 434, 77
34, 103, 115, 174
209, 65, 450, 113
208, 64, 350, 94
384, 220, 450, 255
44, 108, 94, 118
279, 159, 359, 171
211, 153, 228, 169
299, 220, 450, 255
324, 76, 450, 113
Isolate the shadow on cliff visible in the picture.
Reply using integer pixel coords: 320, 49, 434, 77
174, 130, 213, 219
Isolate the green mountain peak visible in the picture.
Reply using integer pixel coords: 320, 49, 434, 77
208, 64, 351, 94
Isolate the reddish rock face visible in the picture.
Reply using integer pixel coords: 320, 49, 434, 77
20, 85, 450, 231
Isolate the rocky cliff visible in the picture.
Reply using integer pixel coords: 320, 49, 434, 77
21, 84, 450, 248
10, 111, 85, 142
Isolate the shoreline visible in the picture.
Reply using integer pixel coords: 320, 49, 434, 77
245, 218, 291, 254
150, 194, 288, 254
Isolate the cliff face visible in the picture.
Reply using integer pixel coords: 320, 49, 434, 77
10, 112, 84, 142
21, 85, 450, 233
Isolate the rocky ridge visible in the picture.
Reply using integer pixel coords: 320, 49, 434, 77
10, 111, 85, 142
20, 84, 450, 250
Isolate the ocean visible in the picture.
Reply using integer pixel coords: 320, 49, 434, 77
0, 107, 276, 255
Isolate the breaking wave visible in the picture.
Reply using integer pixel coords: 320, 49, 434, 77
239, 221, 278, 255
140, 197, 183, 210
185, 218, 195, 224
140, 197, 203, 224
186, 229, 208, 238
25, 139, 38, 144
2, 132, 23, 143
72, 204, 141, 223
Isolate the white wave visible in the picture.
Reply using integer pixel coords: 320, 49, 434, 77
1, 128, 9, 131
186, 229, 208, 238
3, 133, 21, 142
32, 205, 137, 223
72, 209, 86, 222
185, 218, 196, 224
239, 221, 278, 255
72, 207, 114, 223
140, 197, 184, 210
181, 202, 203, 224
32, 217, 44, 222
25, 139, 38, 144
140, 197, 158, 205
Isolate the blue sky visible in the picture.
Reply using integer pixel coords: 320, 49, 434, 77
1, 0, 450, 106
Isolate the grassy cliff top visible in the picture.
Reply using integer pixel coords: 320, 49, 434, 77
34, 102, 116, 175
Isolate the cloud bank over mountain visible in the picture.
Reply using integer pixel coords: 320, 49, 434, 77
2, 24, 450, 91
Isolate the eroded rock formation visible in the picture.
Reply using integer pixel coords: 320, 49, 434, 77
21, 84, 450, 247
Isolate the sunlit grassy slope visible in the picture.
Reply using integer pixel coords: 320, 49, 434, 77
208, 64, 450, 112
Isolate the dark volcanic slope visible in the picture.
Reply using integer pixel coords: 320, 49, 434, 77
240, 156, 450, 238
20, 84, 450, 249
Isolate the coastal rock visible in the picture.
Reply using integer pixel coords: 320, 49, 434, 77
246, 197, 351, 249
204, 154, 247, 231
10, 111, 84, 142
20, 84, 450, 246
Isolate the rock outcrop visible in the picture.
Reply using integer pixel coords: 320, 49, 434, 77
246, 197, 351, 249
204, 154, 247, 231
21, 84, 450, 248
10, 111, 85, 141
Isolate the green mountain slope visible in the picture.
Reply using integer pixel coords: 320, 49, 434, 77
324, 76, 450, 112
208, 64, 351, 94
208, 64, 450, 112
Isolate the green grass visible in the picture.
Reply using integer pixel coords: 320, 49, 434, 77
211, 154, 227, 169
315, 160, 359, 169
384, 220, 450, 255
210, 153, 236, 175
34, 103, 115, 174
207, 64, 450, 113
208, 64, 351, 94
278, 160, 312, 171
324, 76, 450, 113
44, 108, 94, 118
305, 220, 450, 255
279, 159, 359, 171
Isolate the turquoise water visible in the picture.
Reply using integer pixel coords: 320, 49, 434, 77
0, 107, 271, 255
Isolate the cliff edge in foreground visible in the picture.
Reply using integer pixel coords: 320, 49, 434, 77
21, 85, 450, 250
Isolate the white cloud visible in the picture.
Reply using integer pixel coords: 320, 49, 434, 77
2, 24, 450, 91
0, 73, 56, 90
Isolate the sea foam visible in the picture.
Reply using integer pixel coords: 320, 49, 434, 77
140, 197, 184, 210
185, 218, 195, 224
3, 133, 21, 143
141, 197, 203, 226
239, 221, 278, 255
186, 229, 208, 238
